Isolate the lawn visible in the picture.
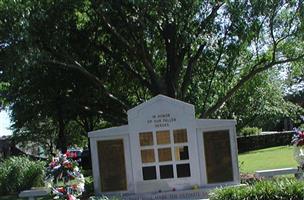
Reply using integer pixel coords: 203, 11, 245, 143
238, 145, 298, 173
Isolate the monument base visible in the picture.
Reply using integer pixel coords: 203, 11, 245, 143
100, 188, 211, 200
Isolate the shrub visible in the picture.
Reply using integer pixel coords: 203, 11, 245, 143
239, 127, 262, 137
0, 156, 45, 195
83, 176, 94, 196
209, 178, 304, 200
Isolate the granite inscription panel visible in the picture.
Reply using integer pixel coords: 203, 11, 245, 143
98, 139, 127, 191
203, 130, 233, 183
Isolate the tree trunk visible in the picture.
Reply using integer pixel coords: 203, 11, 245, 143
57, 118, 67, 153
56, 102, 67, 153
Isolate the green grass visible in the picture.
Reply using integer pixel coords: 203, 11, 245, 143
238, 146, 298, 173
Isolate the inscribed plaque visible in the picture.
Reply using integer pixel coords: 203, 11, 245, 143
203, 130, 233, 183
98, 139, 127, 192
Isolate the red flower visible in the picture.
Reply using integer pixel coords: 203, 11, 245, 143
71, 184, 78, 190
49, 161, 57, 168
67, 194, 76, 200
299, 132, 304, 139
298, 140, 304, 146
57, 187, 66, 193
63, 161, 73, 169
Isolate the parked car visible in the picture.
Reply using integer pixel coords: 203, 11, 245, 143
80, 149, 91, 169
66, 148, 82, 162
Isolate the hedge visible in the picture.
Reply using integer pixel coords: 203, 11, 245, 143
237, 131, 294, 153
209, 179, 304, 200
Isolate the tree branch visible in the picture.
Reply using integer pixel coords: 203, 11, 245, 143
179, 2, 223, 98
269, 8, 277, 63
43, 60, 129, 111
203, 54, 304, 118
180, 43, 206, 99
196, 2, 223, 36
99, 10, 162, 93
98, 44, 157, 93
201, 48, 224, 114
115, 6, 161, 91
99, 14, 133, 52
137, 35, 163, 93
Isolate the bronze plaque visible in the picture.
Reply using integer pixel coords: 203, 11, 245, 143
98, 139, 127, 192
203, 130, 233, 183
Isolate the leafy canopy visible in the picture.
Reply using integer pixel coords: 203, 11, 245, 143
0, 0, 303, 145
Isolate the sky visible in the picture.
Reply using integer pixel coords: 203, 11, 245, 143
0, 110, 12, 136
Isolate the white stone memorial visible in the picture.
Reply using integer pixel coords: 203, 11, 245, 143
89, 95, 240, 199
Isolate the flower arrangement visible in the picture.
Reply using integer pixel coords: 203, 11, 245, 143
292, 128, 304, 168
45, 152, 85, 200
291, 128, 304, 146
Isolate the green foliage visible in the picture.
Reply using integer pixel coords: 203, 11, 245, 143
219, 70, 304, 131
239, 127, 262, 137
1, 0, 304, 146
209, 179, 304, 200
0, 156, 45, 195
83, 175, 94, 196
286, 90, 304, 127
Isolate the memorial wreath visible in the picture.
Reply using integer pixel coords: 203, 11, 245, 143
292, 128, 304, 168
45, 152, 85, 200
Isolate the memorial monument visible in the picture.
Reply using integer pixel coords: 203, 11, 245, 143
89, 95, 240, 199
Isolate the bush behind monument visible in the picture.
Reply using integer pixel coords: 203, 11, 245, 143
0, 156, 45, 195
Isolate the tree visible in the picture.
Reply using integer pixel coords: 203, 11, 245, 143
0, 63, 98, 151
30, 0, 304, 117
220, 69, 304, 131
1, 0, 304, 136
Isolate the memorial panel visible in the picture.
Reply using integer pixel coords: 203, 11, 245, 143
158, 148, 172, 162
141, 149, 155, 163
143, 166, 157, 180
160, 165, 174, 179
98, 139, 127, 191
139, 132, 153, 146
173, 129, 188, 143
175, 146, 189, 160
203, 130, 233, 183
156, 130, 170, 144
177, 163, 191, 177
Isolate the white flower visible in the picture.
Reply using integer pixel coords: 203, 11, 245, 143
78, 183, 85, 191
300, 148, 304, 156
45, 181, 52, 188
